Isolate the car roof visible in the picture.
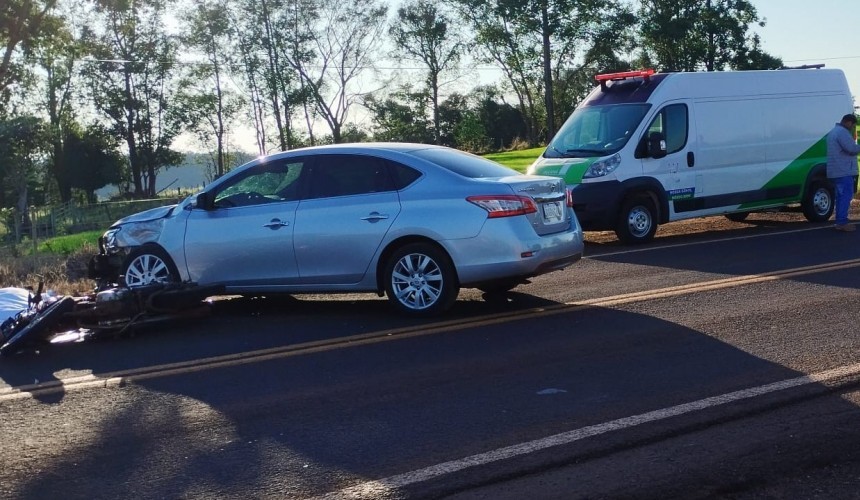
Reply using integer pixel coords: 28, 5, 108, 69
288, 142, 444, 154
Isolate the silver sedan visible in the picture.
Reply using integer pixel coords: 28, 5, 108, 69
94, 143, 585, 315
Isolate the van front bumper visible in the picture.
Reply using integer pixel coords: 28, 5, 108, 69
569, 181, 625, 231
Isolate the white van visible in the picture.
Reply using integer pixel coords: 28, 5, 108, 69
528, 68, 856, 243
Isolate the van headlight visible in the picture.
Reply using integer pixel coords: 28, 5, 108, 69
583, 153, 621, 178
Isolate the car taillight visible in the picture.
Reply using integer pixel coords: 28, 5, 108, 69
566, 187, 573, 208
467, 195, 538, 218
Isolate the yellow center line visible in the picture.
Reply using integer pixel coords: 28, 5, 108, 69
3, 257, 860, 401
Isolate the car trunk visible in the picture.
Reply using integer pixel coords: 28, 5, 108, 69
498, 176, 571, 236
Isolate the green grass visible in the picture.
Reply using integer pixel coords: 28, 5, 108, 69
36, 230, 102, 255
483, 147, 545, 173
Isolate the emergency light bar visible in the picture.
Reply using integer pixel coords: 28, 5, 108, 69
595, 69, 655, 90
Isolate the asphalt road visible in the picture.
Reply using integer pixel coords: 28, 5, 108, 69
2, 212, 860, 499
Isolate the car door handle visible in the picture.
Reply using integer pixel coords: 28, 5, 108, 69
263, 219, 289, 229
361, 212, 389, 222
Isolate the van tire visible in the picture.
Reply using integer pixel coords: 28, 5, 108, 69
615, 194, 658, 244
802, 180, 834, 223
725, 212, 750, 222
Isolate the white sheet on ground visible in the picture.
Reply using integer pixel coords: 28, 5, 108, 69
0, 287, 31, 323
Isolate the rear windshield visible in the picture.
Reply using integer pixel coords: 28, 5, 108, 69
409, 148, 518, 178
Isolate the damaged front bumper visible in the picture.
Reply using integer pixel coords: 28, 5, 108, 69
87, 235, 126, 285
87, 219, 167, 285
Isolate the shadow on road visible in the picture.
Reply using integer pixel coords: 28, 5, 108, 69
4, 300, 860, 499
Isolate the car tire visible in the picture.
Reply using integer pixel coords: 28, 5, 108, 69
122, 245, 180, 288
0, 297, 76, 356
383, 243, 459, 316
725, 212, 750, 222
802, 179, 834, 223
615, 194, 658, 244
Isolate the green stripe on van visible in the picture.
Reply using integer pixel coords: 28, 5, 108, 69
531, 158, 597, 185
738, 136, 826, 209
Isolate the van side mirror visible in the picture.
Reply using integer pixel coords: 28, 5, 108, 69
648, 132, 668, 159
196, 191, 215, 211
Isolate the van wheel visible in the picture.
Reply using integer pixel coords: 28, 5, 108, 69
725, 212, 750, 222
615, 194, 658, 244
802, 180, 834, 222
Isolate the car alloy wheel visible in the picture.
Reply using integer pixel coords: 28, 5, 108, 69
123, 246, 178, 288
384, 243, 458, 315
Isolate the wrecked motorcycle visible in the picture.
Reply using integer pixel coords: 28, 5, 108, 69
0, 280, 224, 356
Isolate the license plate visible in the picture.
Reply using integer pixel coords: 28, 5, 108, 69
541, 201, 563, 223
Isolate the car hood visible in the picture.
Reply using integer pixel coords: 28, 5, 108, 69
113, 205, 176, 227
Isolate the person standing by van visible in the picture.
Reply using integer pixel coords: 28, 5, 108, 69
827, 113, 860, 232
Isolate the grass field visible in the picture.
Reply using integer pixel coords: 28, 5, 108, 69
36, 231, 102, 255
483, 147, 544, 173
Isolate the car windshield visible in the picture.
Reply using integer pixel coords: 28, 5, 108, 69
409, 148, 519, 178
545, 103, 651, 159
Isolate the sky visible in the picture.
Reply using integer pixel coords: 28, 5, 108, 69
749, 0, 860, 107
200, 1, 860, 154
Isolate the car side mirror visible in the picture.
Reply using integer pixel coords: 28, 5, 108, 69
648, 132, 667, 159
196, 191, 215, 211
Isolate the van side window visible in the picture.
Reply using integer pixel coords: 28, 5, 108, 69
645, 104, 688, 155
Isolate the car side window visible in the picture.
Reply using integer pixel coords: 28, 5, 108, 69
645, 103, 688, 155
308, 155, 395, 199
214, 159, 306, 208
386, 160, 422, 189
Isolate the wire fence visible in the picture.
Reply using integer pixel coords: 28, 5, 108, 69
0, 197, 185, 253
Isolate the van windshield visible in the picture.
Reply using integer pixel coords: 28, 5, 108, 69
545, 104, 651, 158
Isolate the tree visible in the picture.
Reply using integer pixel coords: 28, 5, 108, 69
30, 5, 84, 204
63, 124, 124, 203
638, 0, 782, 72
178, 0, 244, 178
438, 92, 469, 147
365, 85, 433, 143
389, 0, 464, 145
0, 116, 48, 238
285, 0, 388, 144
470, 85, 527, 150
448, 0, 635, 145
84, 0, 183, 198
233, 0, 308, 153
0, 0, 58, 109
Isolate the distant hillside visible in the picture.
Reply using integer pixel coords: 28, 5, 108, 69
96, 151, 256, 200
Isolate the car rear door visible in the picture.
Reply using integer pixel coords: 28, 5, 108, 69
293, 154, 401, 284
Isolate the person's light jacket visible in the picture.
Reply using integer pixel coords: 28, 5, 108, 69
826, 123, 860, 178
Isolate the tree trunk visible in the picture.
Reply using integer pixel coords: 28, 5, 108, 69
124, 68, 143, 197
541, 3, 555, 143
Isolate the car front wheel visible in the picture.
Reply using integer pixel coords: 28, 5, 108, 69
122, 245, 180, 288
384, 243, 458, 316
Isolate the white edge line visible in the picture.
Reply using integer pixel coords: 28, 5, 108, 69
315, 362, 860, 500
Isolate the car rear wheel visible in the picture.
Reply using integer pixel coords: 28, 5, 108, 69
384, 243, 458, 316
122, 245, 180, 288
